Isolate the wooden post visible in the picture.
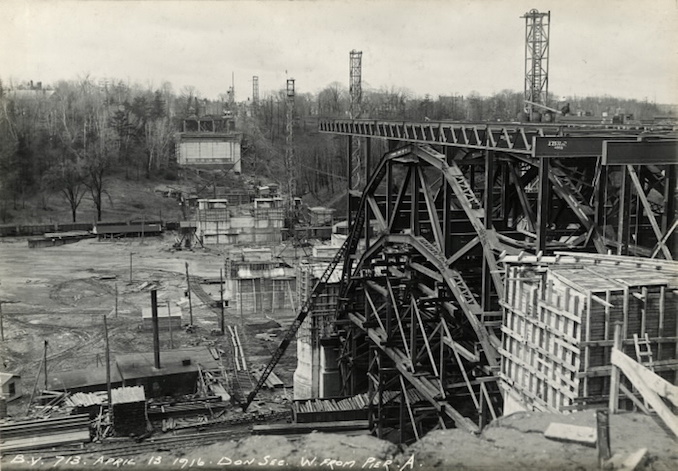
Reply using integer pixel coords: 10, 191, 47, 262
104, 315, 111, 408
0, 302, 4, 341
596, 409, 611, 467
129, 252, 134, 283
609, 322, 623, 413
114, 283, 118, 318
167, 301, 173, 349
185, 262, 193, 325
220, 268, 225, 334
43, 340, 48, 391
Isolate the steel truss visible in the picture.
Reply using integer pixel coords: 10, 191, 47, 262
319, 119, 676, 442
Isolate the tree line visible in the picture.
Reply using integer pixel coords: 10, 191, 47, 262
1, 75, 672, 223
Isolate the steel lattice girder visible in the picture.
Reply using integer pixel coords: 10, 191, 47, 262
319, 119, 674, 155
336, 145, 511, 435
332, 138, 676, 438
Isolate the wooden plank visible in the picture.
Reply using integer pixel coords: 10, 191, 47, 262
611, 348, 678, 436
544, 422, 597, 447
606, 448, 648, 471
0, 431, 91, 452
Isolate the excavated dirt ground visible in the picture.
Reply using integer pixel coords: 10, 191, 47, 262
1, 236, 676, 470
0, 235, 296, 416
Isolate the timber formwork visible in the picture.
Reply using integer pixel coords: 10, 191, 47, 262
500, 252, 678, 412
318, 118, 677, 443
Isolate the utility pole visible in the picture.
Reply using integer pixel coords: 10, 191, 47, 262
129, 252, 135, 283
185, 262, 193, 325
104, 315, 111, 408
43, 340, 48, 391
220, 268, 225, 334
167, 301, 173, 349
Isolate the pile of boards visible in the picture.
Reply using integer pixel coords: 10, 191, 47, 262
0, 414, 91, 452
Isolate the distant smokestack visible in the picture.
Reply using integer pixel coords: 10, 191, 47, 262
151, 290, 161, 369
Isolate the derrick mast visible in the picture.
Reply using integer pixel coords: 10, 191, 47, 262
285, 78, 296, 206
349, 50, 362, 191
522, 9, 550, 119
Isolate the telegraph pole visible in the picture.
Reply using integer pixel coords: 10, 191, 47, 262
104, 315, 111, 407
220, 268, 225, 334
43, 340, 48, 390
185, 262, 193, 325
129, 252, 135, 283
167, 301, 174, 349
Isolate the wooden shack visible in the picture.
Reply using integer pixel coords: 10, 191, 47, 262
111, 386, 147, 436
0, 372, 21, 402
141, 307, 182, 330
499, 253, 678, 414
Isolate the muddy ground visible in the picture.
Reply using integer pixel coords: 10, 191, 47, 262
1, 236, 676, 470
0, 235, 297, 416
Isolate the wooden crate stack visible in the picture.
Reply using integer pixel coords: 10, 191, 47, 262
499, 257, 678, 413
111, 386, 147, 436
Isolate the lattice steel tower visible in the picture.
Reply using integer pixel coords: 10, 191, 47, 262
252, 76, 259, 105
349, 50, 363, 190
285, 79, 296, 204
522, 9, 550, 117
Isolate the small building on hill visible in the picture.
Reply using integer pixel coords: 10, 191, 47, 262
0, 372, 21, 402
176, 115, 242, 172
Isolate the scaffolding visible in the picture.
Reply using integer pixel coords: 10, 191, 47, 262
314, 117, 677, 443
522, 9, 550, 118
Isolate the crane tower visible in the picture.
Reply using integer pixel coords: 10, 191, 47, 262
522, 9, 550, 118
252, 76, 259, 105
349, 50, 362, 190
285, 79, 296, 206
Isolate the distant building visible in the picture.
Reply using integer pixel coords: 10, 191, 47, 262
0, 372, 21, 402
175, 115, 242, 172
194, 198, 284, 246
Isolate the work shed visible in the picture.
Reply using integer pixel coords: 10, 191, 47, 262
0, 372, 21, 401
499, 253, 678, 414
141, 307, 182, 330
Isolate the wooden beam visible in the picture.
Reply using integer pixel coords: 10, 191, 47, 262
611, 347, 678, 436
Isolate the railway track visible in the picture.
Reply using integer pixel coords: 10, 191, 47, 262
8, 411, 292, 459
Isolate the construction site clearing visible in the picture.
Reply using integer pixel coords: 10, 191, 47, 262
2, 9, 678, 469
0, 229, 676, 470
1, 127, 678, 470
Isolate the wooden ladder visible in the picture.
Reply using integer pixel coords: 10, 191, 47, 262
633, 333, 655, 372
633, 333, 655, 411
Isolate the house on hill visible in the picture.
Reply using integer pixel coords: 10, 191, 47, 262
175, 114, 242, 172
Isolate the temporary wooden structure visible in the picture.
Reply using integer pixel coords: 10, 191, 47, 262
499, 252, 678, 412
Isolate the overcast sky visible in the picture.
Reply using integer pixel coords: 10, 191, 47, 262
2, 0, 677, 104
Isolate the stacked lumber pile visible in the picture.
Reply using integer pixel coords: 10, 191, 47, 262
0, 414, 91, 452
111, 386, 147, 436
64, 391, 107, 407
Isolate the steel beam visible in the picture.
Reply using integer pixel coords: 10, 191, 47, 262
602, 140, 678, 165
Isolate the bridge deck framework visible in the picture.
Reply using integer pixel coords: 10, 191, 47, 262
315, 118, 677, 443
